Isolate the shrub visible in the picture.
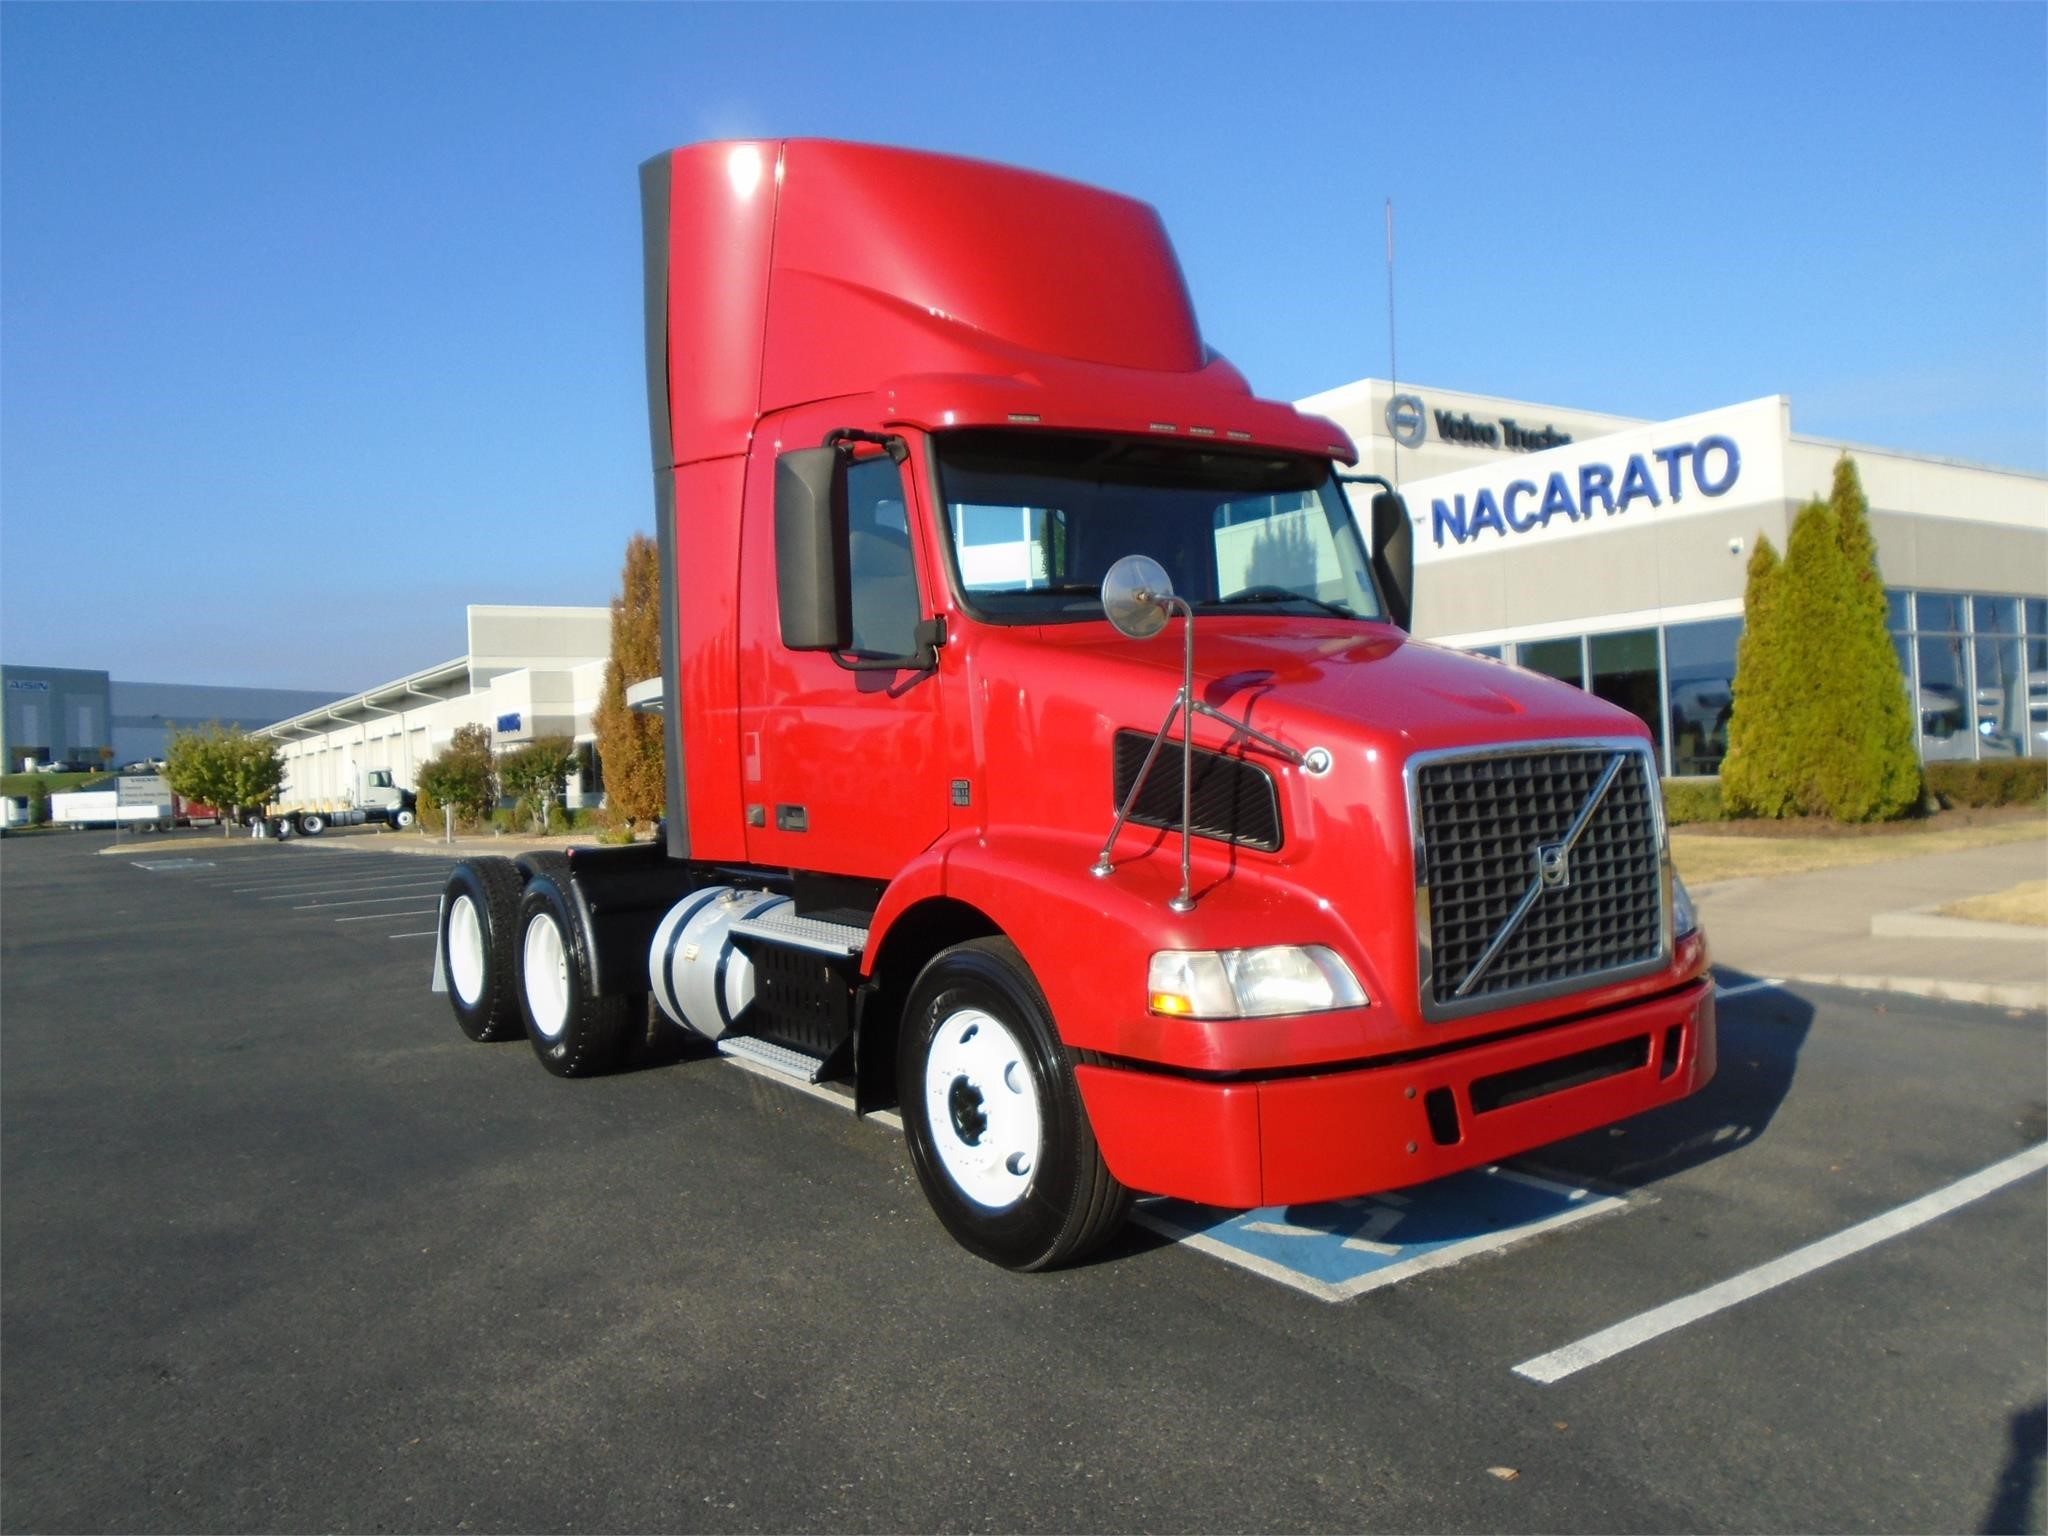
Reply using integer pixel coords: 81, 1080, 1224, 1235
415, 785, 456, 835
1661, 779, 1726, 825
498, 735, 576, 832
1924, 761, 2048, 809
26, 776, 49, 826
417, 725, 496, 827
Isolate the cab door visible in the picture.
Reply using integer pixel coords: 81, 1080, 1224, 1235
735, 416, 950, 878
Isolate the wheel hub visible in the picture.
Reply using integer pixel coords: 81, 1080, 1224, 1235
947, 1075, 988, 1144
922, 1007, 1042, 1211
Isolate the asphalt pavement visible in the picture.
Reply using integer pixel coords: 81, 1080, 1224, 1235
3, 829, 2044, 1533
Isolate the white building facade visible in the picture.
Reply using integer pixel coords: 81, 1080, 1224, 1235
259, 606, 612, 808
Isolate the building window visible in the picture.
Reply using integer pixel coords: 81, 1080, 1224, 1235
1518, 636, 1584, 689
1975, 636, 2027, 757
1589, 628, 1661, 748
1916, 593, 1965, 633
1666, 618, 1741, 777
1916, 633, 1972, 761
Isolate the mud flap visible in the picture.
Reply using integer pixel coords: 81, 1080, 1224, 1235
429, 894, 447, 993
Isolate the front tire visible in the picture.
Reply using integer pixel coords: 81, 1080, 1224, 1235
392, 807, 416, 830
899, 937, 1130, 1271
440, 858, 524, 1042
516, 871, 629, 1078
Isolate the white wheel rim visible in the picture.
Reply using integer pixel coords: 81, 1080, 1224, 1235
923, 1007, 1042, 1210
522, 912, 570, 1040
447, 894, 486, 1006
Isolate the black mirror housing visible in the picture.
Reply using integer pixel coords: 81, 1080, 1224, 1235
775, 448, 852, 651
1370, 491, 1415, 633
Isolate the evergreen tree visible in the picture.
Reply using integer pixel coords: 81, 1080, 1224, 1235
1819, 455, 1920, 820
592, 532, 667, 828
1774, 498, 1857, 813
1720, 536, 1792, 817
1721, 455, 1921, 823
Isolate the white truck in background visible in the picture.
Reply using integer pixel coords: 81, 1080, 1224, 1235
268, 769, 417, 837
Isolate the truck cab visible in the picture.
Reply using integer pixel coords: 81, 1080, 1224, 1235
431, 139, 1715, 1271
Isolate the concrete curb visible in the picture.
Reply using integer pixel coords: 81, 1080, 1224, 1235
1870, 908, 2044, 943
1778, 972, 2047, 1013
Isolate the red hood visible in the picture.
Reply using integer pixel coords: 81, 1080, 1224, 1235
1021, 619, 1648, 760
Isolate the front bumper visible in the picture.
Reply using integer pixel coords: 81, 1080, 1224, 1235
1076, 976, 1717, 1207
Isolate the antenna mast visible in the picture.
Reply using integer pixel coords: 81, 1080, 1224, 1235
1385, 198, 1401, 487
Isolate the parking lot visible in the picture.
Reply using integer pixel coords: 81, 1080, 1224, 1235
4, 829, 2044, 1533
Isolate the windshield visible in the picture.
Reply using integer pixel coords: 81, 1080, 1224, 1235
933, 430, 1383, 624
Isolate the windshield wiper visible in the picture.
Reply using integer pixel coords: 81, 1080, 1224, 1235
1201, 586, 1358, 619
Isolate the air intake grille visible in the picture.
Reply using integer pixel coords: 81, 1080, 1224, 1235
1112, 730, 1282, 853
1416, 747, 1661, 1010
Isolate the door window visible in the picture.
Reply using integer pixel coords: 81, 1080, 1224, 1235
847, 456, 922, 658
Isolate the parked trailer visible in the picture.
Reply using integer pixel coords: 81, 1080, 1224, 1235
50, 790, 174, 830
432, 140, 1716, 1270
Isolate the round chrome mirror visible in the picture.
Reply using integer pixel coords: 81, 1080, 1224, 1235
1100, 554, 1175, 641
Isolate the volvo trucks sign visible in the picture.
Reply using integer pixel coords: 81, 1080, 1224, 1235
1401, 397, 1788, 563
1383, 392, 1572, 454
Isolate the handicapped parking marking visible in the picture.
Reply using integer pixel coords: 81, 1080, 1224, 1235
1133, 1164, 1626, 1303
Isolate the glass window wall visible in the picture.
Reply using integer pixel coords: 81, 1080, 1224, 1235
1476, 585, 2043, 776
1666, 619, 1741, 775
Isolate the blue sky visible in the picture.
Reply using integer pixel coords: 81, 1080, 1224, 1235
4, 2, 2043, 690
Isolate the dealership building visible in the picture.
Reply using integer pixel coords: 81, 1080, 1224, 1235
257, 606, 612, 808
1304, 380, 2048, 774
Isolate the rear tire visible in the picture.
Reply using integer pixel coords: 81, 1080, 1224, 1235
899, 937, 1130, 1271
517, 870, 630, 1078
300, 813, 325, 836
440, 858, 525, 1042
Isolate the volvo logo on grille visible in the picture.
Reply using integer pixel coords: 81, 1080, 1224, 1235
1536, 842, 1571, 889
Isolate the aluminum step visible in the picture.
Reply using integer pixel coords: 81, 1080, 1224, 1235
716, 1035, 828, 1083
730, 910, 868, 958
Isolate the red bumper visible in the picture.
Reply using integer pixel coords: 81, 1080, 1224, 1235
1076, 978, 1717, 1207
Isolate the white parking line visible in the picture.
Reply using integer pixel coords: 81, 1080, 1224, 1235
254, 876, 449, 899
389, 931, 437, 939
224, 872, 428, 897
293, 892, 448, 910
1714, 978, 1784, 1000
335, 908, 439, 922
1513, 1141, 2048, 1385
275, 882, 446, 904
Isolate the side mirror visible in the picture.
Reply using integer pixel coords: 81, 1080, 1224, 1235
774, 448, 851, 651
1370, 491, 1414, 633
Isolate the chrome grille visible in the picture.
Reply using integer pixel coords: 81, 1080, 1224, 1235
1413, 744, 1663, 1017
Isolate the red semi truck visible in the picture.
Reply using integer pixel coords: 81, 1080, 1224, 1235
432, 140, 1716, 1270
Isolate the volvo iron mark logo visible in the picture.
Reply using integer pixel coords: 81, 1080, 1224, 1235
1385, 392, 1426, 449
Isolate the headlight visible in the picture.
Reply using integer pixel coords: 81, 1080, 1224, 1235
1148, 945, 1367, 1019
1672, 873, 1699, 938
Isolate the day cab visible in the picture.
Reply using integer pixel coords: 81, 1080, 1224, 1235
431, 140, 1715, 1270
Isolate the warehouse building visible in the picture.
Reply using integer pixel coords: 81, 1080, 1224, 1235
3, 665, 340, 770
1303, 381, 2048, 773
258, 606, 611, 807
